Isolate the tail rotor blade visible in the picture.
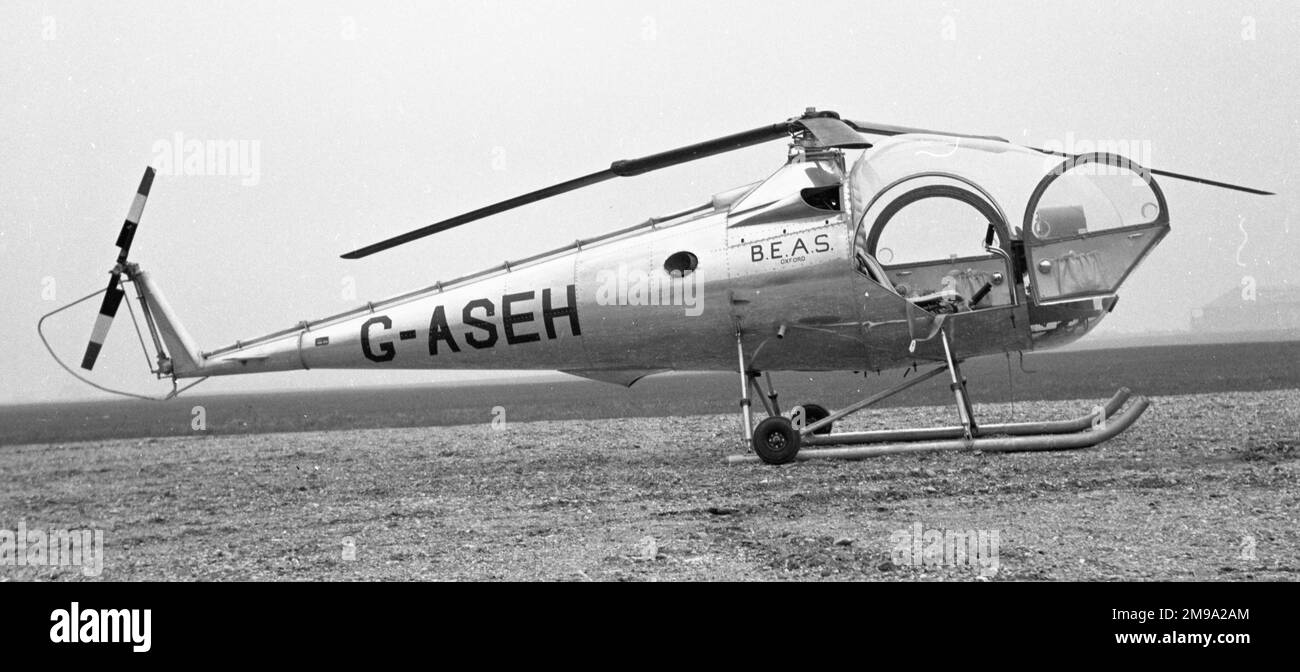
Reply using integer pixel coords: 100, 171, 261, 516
115, 167, 156, 263
81, 166, 155, 371
81, 275, 126, 370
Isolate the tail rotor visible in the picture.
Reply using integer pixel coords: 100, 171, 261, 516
80, 166, 155, 370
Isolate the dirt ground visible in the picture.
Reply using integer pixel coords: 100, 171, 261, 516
1, 389, 1297, 581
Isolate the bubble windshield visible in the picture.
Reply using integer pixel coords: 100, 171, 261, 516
848, 135, 1163, 239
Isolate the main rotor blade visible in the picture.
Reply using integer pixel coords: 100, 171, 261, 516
1144, 168, 1273, 195
341, 169, 618, 259
341, 120, 802, 259
608, 121, 793, 177
848, 121, 1273, 196
792, 116, 872, 149
844, 119, 1010, 143
1028, 146, 1273, 195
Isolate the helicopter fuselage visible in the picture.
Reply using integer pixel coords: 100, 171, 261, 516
151, 139, 1171, 385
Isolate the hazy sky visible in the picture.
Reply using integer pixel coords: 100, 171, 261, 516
2, 1, 1296, 404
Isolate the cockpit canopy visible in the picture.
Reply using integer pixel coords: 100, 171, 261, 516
848, 135, 1167, 261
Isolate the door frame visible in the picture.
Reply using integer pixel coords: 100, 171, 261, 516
857, 176, 1020, 308
1020, 153, 1171, 305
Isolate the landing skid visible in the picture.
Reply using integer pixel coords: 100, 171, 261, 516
727, 388, 1149, 464
728, 331, 1150, 465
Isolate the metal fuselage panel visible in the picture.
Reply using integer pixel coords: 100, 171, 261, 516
199, 257, 589, 376
726, 216, 865, 371
188, 208, 877, 377
575, 211, 730, 370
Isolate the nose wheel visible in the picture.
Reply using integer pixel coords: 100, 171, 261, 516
735, 333, 832, 464
750, 404, 832, 464
752, 416, 801, 464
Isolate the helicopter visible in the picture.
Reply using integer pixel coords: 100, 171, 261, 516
42, 108, 1272, 464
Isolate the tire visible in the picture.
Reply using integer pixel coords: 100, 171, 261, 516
752, 416, 801, 465
800, 404, 833, 435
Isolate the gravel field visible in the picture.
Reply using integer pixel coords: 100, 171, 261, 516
1, 389, 1297, 581
6, 341, 1298, 447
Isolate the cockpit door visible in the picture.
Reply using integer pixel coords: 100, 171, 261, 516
1021, 154, 1171, 305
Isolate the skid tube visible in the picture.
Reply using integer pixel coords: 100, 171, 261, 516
727, 384, 1150, 465
805, 387, 1133, 447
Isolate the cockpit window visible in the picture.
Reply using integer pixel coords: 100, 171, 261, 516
1029, 162, 1163, 239
800, 185, 841, 211
871, 195, 998, 265
732, 162, 841, 213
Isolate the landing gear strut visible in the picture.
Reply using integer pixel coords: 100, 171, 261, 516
735, 330, 830, 464
731, 327, 1150, 465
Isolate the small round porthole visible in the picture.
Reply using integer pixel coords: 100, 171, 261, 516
664, 251, 698, 277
